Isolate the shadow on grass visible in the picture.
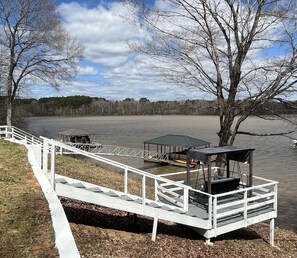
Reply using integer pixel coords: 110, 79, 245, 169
60, 197, 263, 242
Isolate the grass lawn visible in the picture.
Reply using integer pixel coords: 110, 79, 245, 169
0, 140, 57, 258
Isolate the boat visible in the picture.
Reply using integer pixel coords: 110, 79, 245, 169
174, 159, 197, 166
293, 140, 297, 149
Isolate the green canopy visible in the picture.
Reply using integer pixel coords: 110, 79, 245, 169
144, 134, 210, 148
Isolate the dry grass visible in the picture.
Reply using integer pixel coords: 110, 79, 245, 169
55, 154, 155, 198
0, 140, 58, 258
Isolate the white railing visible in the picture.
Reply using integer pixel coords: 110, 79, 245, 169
41, 137, 190, 213
62, 143, 169, 161
48, 137, 278, 230
2, 125, 278, 231
210, 179, 277, 235
158, 167, 278, 231
0, 125, 42, 145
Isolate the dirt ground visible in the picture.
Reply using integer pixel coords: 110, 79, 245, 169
61, 197, 297, 258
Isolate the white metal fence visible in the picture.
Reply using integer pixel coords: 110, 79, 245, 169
0, 126, 42, 145
62, 142, 169, 161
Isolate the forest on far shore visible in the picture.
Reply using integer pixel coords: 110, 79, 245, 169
0, 95, 296, 121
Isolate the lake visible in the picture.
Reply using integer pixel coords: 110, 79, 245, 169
26, 115, 297, 232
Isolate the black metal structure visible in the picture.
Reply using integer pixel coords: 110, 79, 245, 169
187, 146, 255, 194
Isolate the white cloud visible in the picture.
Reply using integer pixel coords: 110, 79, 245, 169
29, 0, 295, 101
58, 2, 148, 67
78, 66, 98, 76
44, 1, 181, 100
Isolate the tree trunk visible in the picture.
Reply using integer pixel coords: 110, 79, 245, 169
6, 71, 13, 126
6, 96, 12, 126
216, 111, 235, 175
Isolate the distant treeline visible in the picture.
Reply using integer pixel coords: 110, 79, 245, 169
1, 95, 297, 118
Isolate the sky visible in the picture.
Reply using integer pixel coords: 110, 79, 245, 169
26, 0, 295, 101
28, 0, 205, 101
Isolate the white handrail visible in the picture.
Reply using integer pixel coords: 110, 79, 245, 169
41, 137, 192, 212
2, 125, 278, 227
0, 125, 42, 145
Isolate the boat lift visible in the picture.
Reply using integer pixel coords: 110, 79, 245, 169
186, 146, 254, 195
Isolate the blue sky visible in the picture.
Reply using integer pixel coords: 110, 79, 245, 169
28, 0, 208, 101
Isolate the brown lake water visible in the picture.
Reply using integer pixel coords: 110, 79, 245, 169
26, 115, 297, 232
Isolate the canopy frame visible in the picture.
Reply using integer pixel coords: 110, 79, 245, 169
186, 146, 255, 194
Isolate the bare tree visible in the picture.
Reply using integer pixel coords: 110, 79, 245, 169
0, 46, 6, 94
126, 0, 297, 146
0, 0, 84, 125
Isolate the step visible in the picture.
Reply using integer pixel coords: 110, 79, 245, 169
160, 205, 175, 211
86, 187, 104, 193
119, 195, 134, 201
66, 182, 86, 188
105, 191, 120, 197
147, 202, 163, 208
56, 178, 68, 184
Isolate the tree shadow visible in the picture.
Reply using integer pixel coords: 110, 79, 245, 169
60, 197, 264, 242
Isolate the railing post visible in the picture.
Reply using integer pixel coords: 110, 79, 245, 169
51, 142, 56, 190
183, 188, 189, 212
154, 179, 158, 201
208, 196, 213, 229
124, 167, 128, 194
270, 218, 275, 246
152, 209, 159, 241
244, 190, 248, 224
213, 197, 217, 234
11, 127, 14, 140
273, 184, 278, 213
42, 139, 49, 173
142, 175, 146, 210
4, 127, 7, 138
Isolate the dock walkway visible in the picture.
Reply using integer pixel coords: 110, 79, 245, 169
63, 142, 169, 163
